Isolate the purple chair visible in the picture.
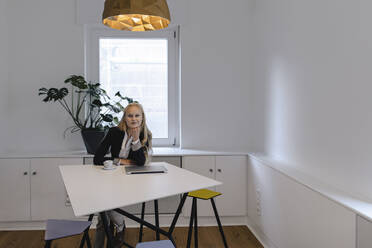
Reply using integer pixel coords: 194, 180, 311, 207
44, 219, 92, 248
136, 240, 175, 248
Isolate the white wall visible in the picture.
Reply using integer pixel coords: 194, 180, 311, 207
0, 0, 251, 153
250, 0, 372, 200
0, 1, 9, 153
0, 0, 86, 153
174, 0, 251, 151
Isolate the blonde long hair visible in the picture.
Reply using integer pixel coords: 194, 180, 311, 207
118, 103, 152, 162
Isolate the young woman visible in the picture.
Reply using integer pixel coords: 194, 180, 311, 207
93, 102, 152, 248
94, 102, 152, 166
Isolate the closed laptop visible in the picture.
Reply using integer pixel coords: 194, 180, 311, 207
125, 165, 167, 175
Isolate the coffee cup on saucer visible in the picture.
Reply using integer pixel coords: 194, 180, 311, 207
103, 160, 115, 170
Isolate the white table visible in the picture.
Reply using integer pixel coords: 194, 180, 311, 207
59, 162, 221, 247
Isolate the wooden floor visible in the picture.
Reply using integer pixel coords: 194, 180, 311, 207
0, 226, 263, 248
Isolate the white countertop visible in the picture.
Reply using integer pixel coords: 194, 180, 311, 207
0, 147, 248, 158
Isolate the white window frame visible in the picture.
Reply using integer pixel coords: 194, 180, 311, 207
84, 24, 180, 147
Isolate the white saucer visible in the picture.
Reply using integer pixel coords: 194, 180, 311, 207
102, 166, 116, 170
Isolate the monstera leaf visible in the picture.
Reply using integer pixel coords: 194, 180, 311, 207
115, 91, 134, 103
38, 87, 68, 102
91, 99, 103, 107
103, 103, 121, 113
64, 75, 88, 89
100, 114, 113, 122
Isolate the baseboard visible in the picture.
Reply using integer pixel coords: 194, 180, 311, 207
0, 215, 247, 231
245, 216, 277, 248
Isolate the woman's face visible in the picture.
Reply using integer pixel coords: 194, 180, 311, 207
125, 106, 143, 129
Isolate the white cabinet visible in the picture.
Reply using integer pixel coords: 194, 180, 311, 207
357, 215, 372, 248
30, 158, 82, 220
0, 154, 247, 223
182, 156, 247, 217
0, 159, 30, 221
0, 158, 83, 222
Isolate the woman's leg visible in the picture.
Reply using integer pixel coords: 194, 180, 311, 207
108, 209, 126, 232
108, 209, 126, 246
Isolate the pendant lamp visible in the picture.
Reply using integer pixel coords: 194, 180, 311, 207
102, 0, 171, 31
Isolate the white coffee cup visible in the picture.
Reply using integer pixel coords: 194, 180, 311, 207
103, 160, 114, 169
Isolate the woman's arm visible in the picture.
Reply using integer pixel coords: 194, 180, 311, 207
128, 140, 147, 166
93, 128, 113, 165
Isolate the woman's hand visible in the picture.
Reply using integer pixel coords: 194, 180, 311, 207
119, 159, 137, 166
128, 127, 140, 142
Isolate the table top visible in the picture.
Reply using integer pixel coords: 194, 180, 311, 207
59, 162, 222, 217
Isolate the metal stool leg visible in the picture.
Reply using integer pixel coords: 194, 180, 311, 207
154, 200, 160, 240
44, 240, 52, 248
211, 198, 228, 248
194, 198, 198, 248
186, 198, 196, 248
169, 236, 177, 248
79, 214, 94, 248
139, 202, 146, 242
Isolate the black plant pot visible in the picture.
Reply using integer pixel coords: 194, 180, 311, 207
81, 129, 107, 154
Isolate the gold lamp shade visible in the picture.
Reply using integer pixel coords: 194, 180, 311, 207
102, 0, 171, 31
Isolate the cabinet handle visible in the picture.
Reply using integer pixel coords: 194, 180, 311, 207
23, 172, 28, 175
209, 169, 213, 173
32, 171, 37, 175
217, 169, 222, 173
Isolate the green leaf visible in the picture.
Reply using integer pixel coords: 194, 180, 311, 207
113, 117, 120, 125
101, 114, 113, 122
64, 75, 88, 89
92, 99, 103, 107
115, 102, 125, 111
47, 88, 59, 101
58, 88, 68, 99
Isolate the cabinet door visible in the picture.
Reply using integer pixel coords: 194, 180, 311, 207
216, 156, 247, 216
83, 157, 94, 165
123, 156, 182, 214
182, 156, 216, 217
0, 159, 30, 221
357, 215, 372, 248
30, 158, 83, 220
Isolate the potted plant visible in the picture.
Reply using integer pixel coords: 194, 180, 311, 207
38, 75, 133, 154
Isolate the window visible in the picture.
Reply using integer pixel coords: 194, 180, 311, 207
85, 25, 179, 146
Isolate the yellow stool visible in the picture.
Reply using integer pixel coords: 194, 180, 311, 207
186, 189, 228, 248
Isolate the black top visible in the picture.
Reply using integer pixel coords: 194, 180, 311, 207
93, 127, 146, 166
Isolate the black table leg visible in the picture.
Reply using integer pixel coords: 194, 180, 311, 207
79, 214, 94, 248
154, 200, 160, 240
169, 193, 188, 235
139, 202, 146, 242
112, 192, 190, 248
114, 208, 170, 237
100, 212, 114, 248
